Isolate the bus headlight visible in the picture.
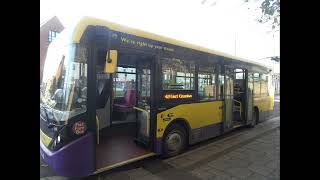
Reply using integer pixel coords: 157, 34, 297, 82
52, 135, 61, 148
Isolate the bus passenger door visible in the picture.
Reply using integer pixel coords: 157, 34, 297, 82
223, 67, 234, 132
246, 72, 254, 125
135, 57, 153, 146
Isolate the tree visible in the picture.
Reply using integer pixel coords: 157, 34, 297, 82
245, 0, 280, 30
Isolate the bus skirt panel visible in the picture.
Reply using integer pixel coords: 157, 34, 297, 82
40, 132, 95, 178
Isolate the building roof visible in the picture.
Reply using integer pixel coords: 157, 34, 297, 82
40, 16, 64, 28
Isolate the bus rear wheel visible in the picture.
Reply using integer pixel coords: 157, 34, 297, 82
162, 124, 187, 158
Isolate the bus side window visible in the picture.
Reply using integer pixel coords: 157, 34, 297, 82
260, 74, 268, 96
162, 58, 195, 90
198, 63, 216, 101
253, 73, 260, 96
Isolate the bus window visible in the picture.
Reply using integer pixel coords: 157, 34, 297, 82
198, 64, 216, 101
138, 69, 151, 97
225, 69, 234, 97
96, 66, 111, 108
235, 69, 244, 80
162, 58, 195, 90
260, 74, 268, 95
253, 73, 260, 96
114, 67, 136, 97
248, 73, 254, 93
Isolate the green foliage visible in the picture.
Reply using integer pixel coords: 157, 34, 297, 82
246, 0, 280, 29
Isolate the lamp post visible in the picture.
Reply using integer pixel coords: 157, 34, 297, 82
272, 29, 279, 56
272, 30, 279, 78
267, 29, 279, 57
234, 32, 237, 56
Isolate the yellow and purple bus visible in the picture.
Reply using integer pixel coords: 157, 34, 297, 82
40, 17, 274, 178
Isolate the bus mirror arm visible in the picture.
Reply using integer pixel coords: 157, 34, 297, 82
105, 50, 118, 73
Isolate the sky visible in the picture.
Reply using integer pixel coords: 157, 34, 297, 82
40, 0, 280, 63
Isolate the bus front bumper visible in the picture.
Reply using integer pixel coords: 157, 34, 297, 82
40, 132, 95, 178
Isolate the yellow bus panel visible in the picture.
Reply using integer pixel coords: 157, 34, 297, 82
40, 129, 52, 147
156, 101, 223, 138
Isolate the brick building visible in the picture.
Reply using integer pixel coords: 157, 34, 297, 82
40, 16, 64, 83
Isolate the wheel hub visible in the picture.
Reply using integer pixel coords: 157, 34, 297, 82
166, 133, 182, 152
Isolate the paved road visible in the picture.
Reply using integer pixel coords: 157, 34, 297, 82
40, 99, 280, 180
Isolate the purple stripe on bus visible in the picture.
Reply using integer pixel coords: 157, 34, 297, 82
40, 132, 94, 178
155, 138, 162, 154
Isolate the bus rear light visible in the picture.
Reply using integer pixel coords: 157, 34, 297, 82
72, 121, 87, 135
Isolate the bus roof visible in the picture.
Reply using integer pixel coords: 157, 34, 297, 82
71, 16, 271, 71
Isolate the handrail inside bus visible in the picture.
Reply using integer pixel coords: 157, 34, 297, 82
232, 99, 242, 119
96, 116, 100, 145
133, 106, 150, 136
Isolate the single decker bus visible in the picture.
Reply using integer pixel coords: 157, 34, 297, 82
40, 16, 274, 178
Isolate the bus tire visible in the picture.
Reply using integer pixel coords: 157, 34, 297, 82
162, 124, 187, 158
249, 108, 259, 128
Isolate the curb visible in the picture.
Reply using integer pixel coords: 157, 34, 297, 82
165, 116, 280, 164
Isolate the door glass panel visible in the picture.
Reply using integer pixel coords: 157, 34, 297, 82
225, 69, 234, 98
136, 61, 152, 143
247, 73, 254, 122
114, 67, 136, 97
224, 67, 234, 130
137, 68, 151, 107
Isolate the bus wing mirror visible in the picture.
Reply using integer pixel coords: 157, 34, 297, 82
105, 50, 118, 73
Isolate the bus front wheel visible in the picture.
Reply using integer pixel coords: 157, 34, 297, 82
162, 124, 187, 158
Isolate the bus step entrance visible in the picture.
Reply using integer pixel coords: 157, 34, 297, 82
134, 136, 149, 148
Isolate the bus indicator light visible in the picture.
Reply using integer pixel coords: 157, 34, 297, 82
72, 121, 87, 135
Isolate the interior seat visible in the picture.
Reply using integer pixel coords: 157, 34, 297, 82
114, 89, 137, 112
